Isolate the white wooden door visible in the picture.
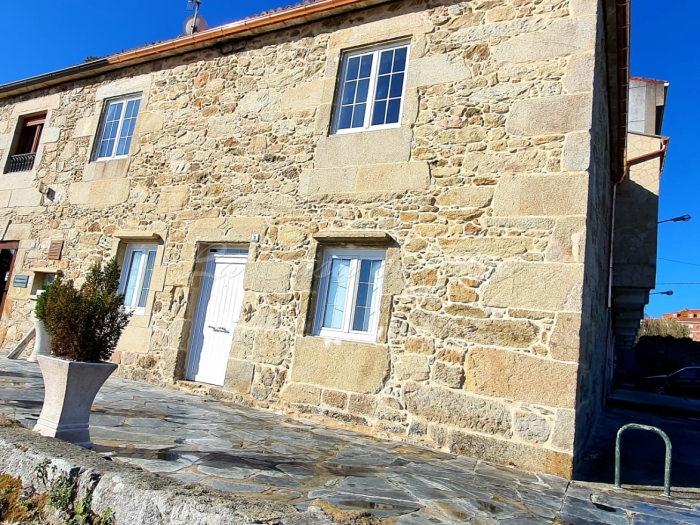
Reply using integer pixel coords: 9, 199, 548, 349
186, 249, 247, 385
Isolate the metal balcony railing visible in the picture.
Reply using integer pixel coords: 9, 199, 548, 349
6, 153, 36, 173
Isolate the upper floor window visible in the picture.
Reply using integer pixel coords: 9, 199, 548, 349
313, 248, 386, 343
5, 113, 46, 173
333, 43, 409, 134
119, 243, 156, 315
95, 96, 141, 160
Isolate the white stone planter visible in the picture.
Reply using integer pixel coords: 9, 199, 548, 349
27, 314, 52, 362
33, 355, 117, 448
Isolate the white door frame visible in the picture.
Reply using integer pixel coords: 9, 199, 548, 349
185, 248, 248, 385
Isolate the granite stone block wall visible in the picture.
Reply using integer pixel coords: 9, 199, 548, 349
0, 0, 613, 476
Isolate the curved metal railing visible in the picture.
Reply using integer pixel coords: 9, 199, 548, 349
615, 423, 672, 497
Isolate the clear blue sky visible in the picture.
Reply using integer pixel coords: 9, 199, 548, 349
0, 1, 696, 316
631, 1, 700, 316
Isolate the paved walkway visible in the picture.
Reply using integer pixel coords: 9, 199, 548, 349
1, 356, 699, 524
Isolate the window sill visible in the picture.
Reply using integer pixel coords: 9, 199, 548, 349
332, 123, 402, 136
93, 155, 130, 163
312, 332, 378, 345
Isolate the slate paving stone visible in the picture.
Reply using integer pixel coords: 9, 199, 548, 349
559, 496, 631, 525
252, 473, 301, 488
203, 479, 270, 493
276, 463, 317, 479
113, 456, 191, 473
2, 357, 700, 524
395, 511, 455, 524
385, 474, 470, 501
169, 472, 206, 484
592, 491, 700, 523
496, 518, 549, 525
302, 489, 423, 518
517, 488, 566, 518
89, 414, 126, 427
197, 465, 260, 479
335, 475, 419, 503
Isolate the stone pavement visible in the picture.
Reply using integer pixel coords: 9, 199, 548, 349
2, 357, 700, 524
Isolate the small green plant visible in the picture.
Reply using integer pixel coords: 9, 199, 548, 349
48, 475, 75, 511
74, 492, 92, 524
36, 258, 132, 362
34, 460, 51, 488
97, 508, 115, 525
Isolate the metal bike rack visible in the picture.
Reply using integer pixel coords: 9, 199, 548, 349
615, 423, 672, 497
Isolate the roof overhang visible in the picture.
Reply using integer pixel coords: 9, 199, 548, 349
0, 0, 394, 100
605, 0, 631, 184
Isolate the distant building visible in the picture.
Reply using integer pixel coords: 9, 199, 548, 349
662, 310, 700, 341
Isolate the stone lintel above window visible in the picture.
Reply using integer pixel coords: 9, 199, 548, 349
312, 230, 394, 245
113, 231, 164, 243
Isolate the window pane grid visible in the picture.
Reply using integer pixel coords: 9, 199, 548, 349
137, 250, 156, 308
123, 250, 142, 308
322, 258, 351, 329
96, 97, 141, 160
352, 259, 381, 332
316, 251, 385, 342
371, 48, 407, 126
120, 244, 157, 314
335, 44, 409, 133
338, 54, 374, 130
116, 99, 140, 156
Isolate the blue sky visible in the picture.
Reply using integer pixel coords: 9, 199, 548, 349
631, 1, 700, 316
0, 1, 696, 316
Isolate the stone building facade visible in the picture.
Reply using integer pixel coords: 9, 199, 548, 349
613, 76, 669, 368
0, 0, 634, 477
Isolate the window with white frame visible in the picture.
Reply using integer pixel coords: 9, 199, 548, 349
119, 244, 157, 315
95, 96, 141, 160
313, 248, 386, 342
333, 43, 409, 134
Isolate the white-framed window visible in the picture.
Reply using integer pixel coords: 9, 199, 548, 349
313, 248, 386, 343
95, 96, 141, 160
119, 244, 157, 315
333, 43, 409, 134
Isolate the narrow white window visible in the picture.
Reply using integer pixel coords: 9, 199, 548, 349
95, 96, 141, 160
119, 244, 157, 315
333, 43, 409, 134
314, 248, 385, 343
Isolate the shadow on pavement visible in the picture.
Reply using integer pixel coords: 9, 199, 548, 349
577, 404, 700, 489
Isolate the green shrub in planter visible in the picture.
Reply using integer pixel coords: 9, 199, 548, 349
35, 258, 132, 363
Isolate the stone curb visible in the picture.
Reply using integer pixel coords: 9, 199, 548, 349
0, 427, 338, 524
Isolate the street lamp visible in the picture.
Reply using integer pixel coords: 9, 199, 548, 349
650, 290, 674, 296
658, 214, 691, 224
